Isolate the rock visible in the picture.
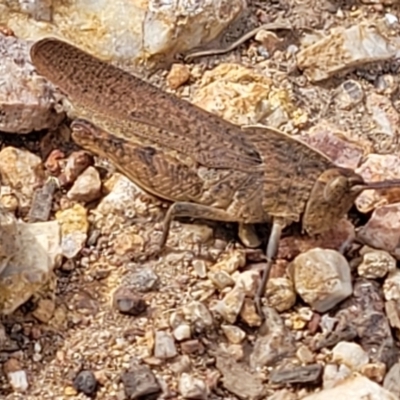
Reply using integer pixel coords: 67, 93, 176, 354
67, 166, 102, 203
295, 120, 368, 169
250, 307, 296, 369
121, 364, 161, 399
384, 270, 400, 301
358, 249, 396, 279
59, 151, 94, 187
266, 277, 296, 312
385, 300, 400, 329
208, 270, 235, 290
182, 301, 214, 332
240, 298, 262, 327
360, 362, 386, 383
192, 63, 307, 128
366, 93, 400, 139
113, 287, 147, 316
213, 287, 245, 324
290, 248, 352, 312
154, 331, 177, 359
296, 345, 315, 364
173, 324, 191, 341
32, 298, 55, 323
268, 390, 297, 400
94, 174, 160, 232
179, 373, 208, 399
73, 370, 98, 396
221, 325, 246, 344
375, 74, 398, 95
303, 375, 397, 399
56, 204, 89, 259
113, 231, 144, 258
334, 80, 365, 110
5, 0, 246, 66
384, 362, 400, 397
0, 147, 45, 212
270, 364, 323, 385
297, 22, 399, 82
277, 218, 355, 261
0, 35, 64, 134
216, 353, 266, 400
334, 279, 396, 366
331, 341, 369, 370
210, 249, 246, 274
181, 339, 204, 355
357, 203, 400, 259
28, 178, 58, 222
0, 215, 61, 315
7, 370, 29, 392
193, 259, 208, 278
322, 363, 352, 390
167, 64, 191, 89
234, 270, 260, 296
355, 155, 400, 213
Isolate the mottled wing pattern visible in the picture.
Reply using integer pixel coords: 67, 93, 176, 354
30, 38, 262, 172
245, 127, 335, 222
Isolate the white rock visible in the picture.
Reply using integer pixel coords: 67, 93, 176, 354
297, 22, 399, 82
332, 342, 369, 370
304, 375, 397, 399
173, 324, 191, 341
358, 250, 396, 279
0, 35, 64, 134
154, 331, 177, 359
7, 370, 29, 392
179, 373, 208, 399
5, 0, 246, 65
322, 364, 352, 390
291, 248, 352, 312
0, 215, 62, 315
234, 270, 260, 296
67, 166, 102, 203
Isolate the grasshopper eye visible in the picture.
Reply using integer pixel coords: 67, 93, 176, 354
323, 176, 348, 202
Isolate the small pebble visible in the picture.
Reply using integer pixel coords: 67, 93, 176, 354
179, 373, 208, 399
73, 370, 98, 396
154, 331, 177, 359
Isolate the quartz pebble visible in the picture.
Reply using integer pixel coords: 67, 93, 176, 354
358, 249, 396, 279
67, 166, 102, 203
331, 341, 369, 370
179, 373, 208, 399
290, 248, 352, 312
154, 331, 177, 359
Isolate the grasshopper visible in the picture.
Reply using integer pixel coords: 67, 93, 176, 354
30, 38, 400, 318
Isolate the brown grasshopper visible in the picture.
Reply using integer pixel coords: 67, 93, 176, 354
30, 38, 400, 318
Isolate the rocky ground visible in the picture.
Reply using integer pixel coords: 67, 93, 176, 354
2, 0, 400, 399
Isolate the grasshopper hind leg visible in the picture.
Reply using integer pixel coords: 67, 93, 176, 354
255, 219, 285, 319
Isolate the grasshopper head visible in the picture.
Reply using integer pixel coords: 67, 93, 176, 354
302, 167, 400, 235
302, 168, 365, 236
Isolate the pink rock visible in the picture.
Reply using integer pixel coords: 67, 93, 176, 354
355, 154, 400, 213
357, 203, 400, 259
296, 121, 368, 169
